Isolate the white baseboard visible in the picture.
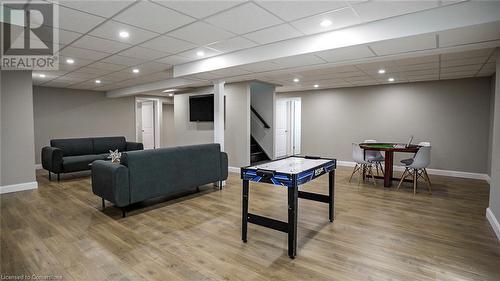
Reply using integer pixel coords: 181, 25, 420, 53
486, 207, 500, 241
0, 181, 38, 194
35, 164, 42, 170
336, 160, 489, 181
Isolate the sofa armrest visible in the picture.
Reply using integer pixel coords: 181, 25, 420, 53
41, 146, 63, 173
91, 160, 130, 207
126, 141, 143, 151
220, 152, 228, 180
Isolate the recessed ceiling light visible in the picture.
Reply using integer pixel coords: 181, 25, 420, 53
320, 19, 332, 27
168, 93, 174, 97
119, 31, 129, 38
66, 58, 75, 64
313, 84, 319, 88
378, 69, 386, 74
388, 77, 395, 82
39, 74, 46, 78
132, 68, 139, 73
293, 78, 300, 83
95, 79, 101, 84
196, 51, 205, 57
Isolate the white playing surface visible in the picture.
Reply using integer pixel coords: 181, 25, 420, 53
248, 157, 331, 174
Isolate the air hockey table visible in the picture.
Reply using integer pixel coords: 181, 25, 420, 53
240, 156, 337, 258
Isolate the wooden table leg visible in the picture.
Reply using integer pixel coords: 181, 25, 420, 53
384, 151, 394, 187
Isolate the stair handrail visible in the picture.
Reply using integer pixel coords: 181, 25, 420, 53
250, 106, 270, 129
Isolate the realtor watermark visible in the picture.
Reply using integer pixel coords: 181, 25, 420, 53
1, 1, 59, 70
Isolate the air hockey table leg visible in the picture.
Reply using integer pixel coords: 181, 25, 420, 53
287, 183, 298, 258
242, 179, 249, 243
329, 170, 335, 222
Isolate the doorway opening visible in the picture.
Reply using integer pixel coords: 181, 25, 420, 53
275, 97, 301, 158
135, 97, 162, 149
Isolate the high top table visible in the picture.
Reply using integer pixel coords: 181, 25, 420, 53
359, 143, 420, 187
240, 156, 336, 258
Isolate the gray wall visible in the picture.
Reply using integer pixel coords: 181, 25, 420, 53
250, 82, 275, 159
174, 83, 251, 167
1, 71, 36, 186
162, 103, 175, 147
33, 86, 136, 164
279, 77, 492, 173
489, 53, 500, 230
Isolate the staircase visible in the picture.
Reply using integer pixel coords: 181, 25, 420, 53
250, 136, 269, 165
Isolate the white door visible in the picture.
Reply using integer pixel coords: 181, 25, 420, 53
275, 100, 288, 158
291, 100, 301, 155
141, 101, 155, 149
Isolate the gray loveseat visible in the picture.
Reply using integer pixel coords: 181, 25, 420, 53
42, 136, 143, 181
91, 143, 228, 217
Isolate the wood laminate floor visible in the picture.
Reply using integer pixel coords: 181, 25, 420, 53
1, 167, 500, 280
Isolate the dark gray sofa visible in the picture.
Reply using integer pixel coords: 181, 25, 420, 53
91, 143, 228, 217
42, 136, 143, 181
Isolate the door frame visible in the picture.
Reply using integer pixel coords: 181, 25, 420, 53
274, 97, 301, 158
135, 97, 163, 149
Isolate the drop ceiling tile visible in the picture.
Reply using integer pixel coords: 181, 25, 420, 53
153, 0, 244, 19
328, 71, 366, 78
271, 54, 326, 68
299, 65, 360, 76
56, 6, 107, 33
157, 55, 194, 65
102, 55, 149, 66
352, 1, 439, 22
441, 49, 494, 60
59, 0, 134, 17
440, 71, 476, 79
440, 64, 482, 73
440, 57, 489, 68
58, 56, 96, 70
177, 48, 222, 60
98, 74, 129, 83
59, 46, 110, 60
204, 2, 283, 35
207, 37, 258, 53
113, 1, 196, 33
370, 34, 437, 56
118, 46, 171, 60
89, 21, 160, 45
167, 22, 234, 45
243, 24, 302, 45
56, 29, 83, 45
43, 80, 75, 88
140, 35, 197, 53
70, 35, 132, 53
86, 61, 127, 72
63, 71, 101, 80
407, 74, 439, 82
256, 0, 348, 21
404, 69, 439, 77
290, 7, 361, 35
134, 62, 172, 74
316, 45, 374, 63
77, 66, 115, 76
397, 62, 439, 72
439, 22, 500, 47
393, 55, 439, 66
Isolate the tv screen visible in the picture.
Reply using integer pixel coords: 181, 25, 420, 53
189, 94, 214, 122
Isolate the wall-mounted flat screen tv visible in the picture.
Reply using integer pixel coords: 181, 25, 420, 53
189, 94, 214, 122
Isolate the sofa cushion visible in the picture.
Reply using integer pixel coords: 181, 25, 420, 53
93, 137, 127, 154
62, 154, 107, 172
51, 138, 93, 156
121, 144, 222, 203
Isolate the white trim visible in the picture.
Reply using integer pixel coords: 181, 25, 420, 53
485, 175, 492, 184
35, 164, 42, 170
0, 181, 38, 194
486, 208, 500, 241
229, 166, 240, 174
336, 160, 489, 181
